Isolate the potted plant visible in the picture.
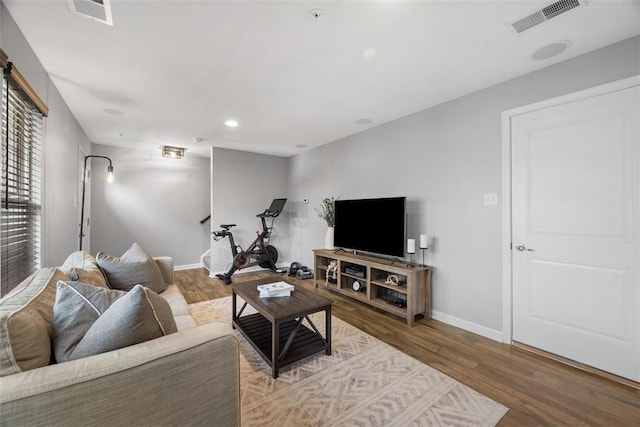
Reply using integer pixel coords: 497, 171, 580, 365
316, 196, 338, 249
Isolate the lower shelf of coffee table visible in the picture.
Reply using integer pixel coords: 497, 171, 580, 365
234, 312, 326, 367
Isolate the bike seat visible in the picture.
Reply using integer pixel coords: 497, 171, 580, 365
220, 224, 236, 230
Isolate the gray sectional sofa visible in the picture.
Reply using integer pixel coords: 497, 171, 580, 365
0, 249, 240, 426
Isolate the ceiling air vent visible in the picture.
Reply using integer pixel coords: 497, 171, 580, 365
67, 0, 113, 26
509, 0, 586, 34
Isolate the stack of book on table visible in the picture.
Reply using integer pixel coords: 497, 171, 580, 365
257, 282, 295, 297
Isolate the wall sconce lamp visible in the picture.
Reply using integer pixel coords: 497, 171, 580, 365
79, 155, 114, 251
162, 145, 185, 159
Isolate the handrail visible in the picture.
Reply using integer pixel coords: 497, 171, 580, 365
200, 214, 211, 224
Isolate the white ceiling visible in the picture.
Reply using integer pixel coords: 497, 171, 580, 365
4, 0, 640, 157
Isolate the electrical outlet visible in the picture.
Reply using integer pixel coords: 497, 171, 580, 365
484, 193, 498, 206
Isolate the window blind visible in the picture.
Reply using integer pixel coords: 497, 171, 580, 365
1, 68, 44, 296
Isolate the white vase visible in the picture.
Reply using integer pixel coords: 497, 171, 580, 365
324, 226, 335, 250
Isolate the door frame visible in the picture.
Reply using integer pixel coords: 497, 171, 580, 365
500, 75, 640, 344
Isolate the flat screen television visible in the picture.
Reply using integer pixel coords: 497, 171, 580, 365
334, 196, 406, 258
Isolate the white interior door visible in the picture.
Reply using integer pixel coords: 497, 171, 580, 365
511, 85, 639, 382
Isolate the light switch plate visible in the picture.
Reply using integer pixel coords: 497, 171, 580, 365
484, 193, 498, 206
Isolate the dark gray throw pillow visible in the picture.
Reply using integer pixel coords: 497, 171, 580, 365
97, 242, 166, 293
52, 281, 177, 363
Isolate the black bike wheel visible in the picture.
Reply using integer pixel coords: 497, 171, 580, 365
258, 245, 278, 269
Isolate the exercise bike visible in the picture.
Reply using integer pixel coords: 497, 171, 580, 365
212, 198, 287, 284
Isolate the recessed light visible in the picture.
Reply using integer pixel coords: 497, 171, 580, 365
225, 119, 238, 128
295, 144, 308, 148
363, 48, 377, 61
530, 41, 571, 60
103, 108, 123, 116
355, 118, 372, 125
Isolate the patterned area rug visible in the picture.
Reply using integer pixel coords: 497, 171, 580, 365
189, 297, 508, 426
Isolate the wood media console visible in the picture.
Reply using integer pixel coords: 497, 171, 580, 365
313, 249, 432, 327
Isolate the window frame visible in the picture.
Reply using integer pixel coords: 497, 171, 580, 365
0, 50, 48, 296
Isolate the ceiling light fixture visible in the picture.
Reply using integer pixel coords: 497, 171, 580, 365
162, 145, 185, 159
225, 119, 239, 128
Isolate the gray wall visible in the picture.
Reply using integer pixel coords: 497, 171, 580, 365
286, 36, 640, 335
210, 148, 289, 273
1, 2, 92, 267
89, 144, 210, 266
3, 0, 639, 336
42, 83, 92, 266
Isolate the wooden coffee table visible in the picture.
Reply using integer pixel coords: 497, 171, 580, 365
231, 280, 332, 378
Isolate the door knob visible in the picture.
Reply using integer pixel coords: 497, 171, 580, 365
514, 244, 533, 252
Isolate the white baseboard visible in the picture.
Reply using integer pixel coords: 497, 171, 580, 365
431, 310, 503, 342
175, 263, 203, 271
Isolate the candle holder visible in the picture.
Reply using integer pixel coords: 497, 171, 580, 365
407, 250, 415, 268
407, 238, 416, 268
419, 234, 430, 267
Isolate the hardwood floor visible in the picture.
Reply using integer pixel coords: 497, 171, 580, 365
175, 268, 640, 426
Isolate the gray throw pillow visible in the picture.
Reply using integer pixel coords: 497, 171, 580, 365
52, 281, 177, 363
52, 281, 125, 362
97, 242, 166, 293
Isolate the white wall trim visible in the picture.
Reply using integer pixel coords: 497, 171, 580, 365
500, 107, 513, 344
200, 248, 211, 273
431, 310, 503, 342
500, 74, 640, 345
175, 263, 203, 271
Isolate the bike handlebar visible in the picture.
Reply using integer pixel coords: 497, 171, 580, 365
257, 209, 281, 218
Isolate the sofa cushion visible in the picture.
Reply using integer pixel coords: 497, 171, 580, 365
97, 242, 166, 293
159, 285, 197, 330
53, 281, 178, 362
160, 284, 191, 316
61, 251, 107, 288
0, 268, 69, 376
153, 256, 175, 285
174, 314, 199, 330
